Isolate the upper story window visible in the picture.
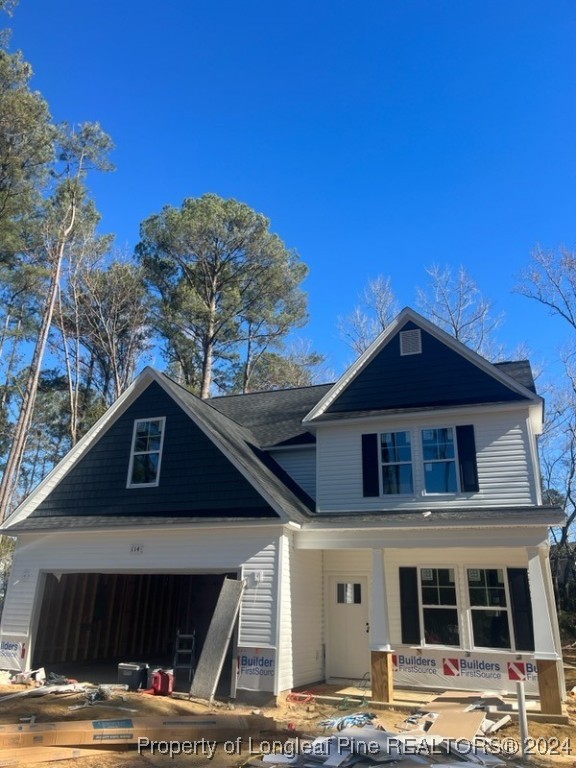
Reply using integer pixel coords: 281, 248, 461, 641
127, 417, 166, 488
422, 427, 457, 493
380, 431, 413, 494
362, 424, 479, 499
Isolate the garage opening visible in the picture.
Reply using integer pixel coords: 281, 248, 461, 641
32, 571, 237, 692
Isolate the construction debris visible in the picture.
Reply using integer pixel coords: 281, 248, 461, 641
395, 691, 511, 741
0, 678, 541, 767
67, 685, 138, 713
249, 726, 506, 768
0, 745, 113, 766
318, 713, 378, 731
0, 713, 276, 749
0, 683, 86, 705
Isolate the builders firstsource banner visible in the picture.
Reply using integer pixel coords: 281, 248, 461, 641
236, 647, 275, 691
393, 647, 539, 694
0, 636, 27, 671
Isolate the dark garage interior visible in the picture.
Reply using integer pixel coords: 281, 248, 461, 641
32, 571, 238, 691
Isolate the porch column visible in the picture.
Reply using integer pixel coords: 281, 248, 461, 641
370, 548, 394, 702
527, 546, 564, 714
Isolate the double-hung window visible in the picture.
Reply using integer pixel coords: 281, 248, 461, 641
422, 427, 457, 493
420, 567, 460, 646
467, 568, 511, 649
362, 424, 479, 498
127, 418, 165, 488
399, 565, 535, 651
380, 431, 413, 494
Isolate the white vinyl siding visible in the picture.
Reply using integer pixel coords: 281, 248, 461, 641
0, 548, 39, 637
239, 542, 278, 647
270, 447, 316, 500
276, 538, 323, 693
289, 546, 323, 687
324, 550, 370, 574
316, 409, 536, 512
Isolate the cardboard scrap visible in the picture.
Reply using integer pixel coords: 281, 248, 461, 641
0, 746, 112, 766
424, 710, 486, 741
0, 714, 275, 749
397, 690, 511, 741
427, 692, 507, 712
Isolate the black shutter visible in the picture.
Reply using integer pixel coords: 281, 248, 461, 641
507, 568, 535, 652
456, 425, 479, 492
362, 433, 380, 497
399, 567, 421, 644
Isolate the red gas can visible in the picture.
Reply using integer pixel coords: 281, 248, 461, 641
151, 669, 174, 695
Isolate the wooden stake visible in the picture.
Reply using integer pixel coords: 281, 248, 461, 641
536, 659, 563, 715
370, 650, 393, 702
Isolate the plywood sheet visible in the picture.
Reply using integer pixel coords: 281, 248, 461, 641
190, 578, 245, 701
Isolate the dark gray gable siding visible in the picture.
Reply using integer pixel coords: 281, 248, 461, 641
326, 321, 531, 414
31, 381, 277, 519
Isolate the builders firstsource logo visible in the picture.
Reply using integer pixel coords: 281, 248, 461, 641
392, 654, 437, 675
442, 657, 502, 681
507, 661, 537, 681
0, 639, 25, 661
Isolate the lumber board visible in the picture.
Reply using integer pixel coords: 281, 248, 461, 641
0, 746, 112, 766
537, 659, 563, 715
0, 714, 275, 749
371, 651, 393, 702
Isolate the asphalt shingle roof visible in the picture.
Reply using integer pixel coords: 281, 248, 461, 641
208, 383, 332, 447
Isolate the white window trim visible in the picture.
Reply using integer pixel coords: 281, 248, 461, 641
375, 426, 463, 498
127, 416, 166, 489
466, 567, 514, 652
418, 566, 461, 648
407, 565, 519, 652
421, 426, 460, 496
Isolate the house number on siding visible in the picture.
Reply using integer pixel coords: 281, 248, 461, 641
130, 544, 144, 555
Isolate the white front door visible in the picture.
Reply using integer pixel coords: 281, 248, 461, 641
326, 575, 370, 680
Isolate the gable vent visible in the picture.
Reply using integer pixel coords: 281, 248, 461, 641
400, 329, 422, 355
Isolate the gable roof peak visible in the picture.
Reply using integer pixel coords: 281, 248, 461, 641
303, 306, 541, 423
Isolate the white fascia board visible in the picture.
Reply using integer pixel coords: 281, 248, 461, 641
303, 307, 542, 423
295, 526, 549, 550
14, 521, 293, 540
3, 367, 159, 528
305, 399, 538, 430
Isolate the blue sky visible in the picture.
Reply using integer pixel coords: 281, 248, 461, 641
6, 0, 576, 377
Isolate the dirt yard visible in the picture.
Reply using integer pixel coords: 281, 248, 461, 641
0, 658, 574, 768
